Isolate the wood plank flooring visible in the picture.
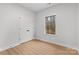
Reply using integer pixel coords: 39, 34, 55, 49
0, 39, 78, 55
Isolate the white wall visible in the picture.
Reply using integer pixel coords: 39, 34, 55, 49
35, 3, 78, 49
77, 4, 79, 51
0, 3, 35, 51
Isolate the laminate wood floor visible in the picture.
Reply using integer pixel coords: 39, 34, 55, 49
0, 39, 78, 55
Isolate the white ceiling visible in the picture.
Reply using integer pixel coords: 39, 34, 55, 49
20, 3, 58, 12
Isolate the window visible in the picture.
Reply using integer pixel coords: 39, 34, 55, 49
45, 15, 56, 34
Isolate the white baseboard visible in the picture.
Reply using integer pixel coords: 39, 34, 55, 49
0, 39, 33, 52
0, 43, 20, 52
0, 38, 79, 54
35, 38, 79, 53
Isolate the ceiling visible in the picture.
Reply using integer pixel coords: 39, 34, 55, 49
20, 3, 58, 12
